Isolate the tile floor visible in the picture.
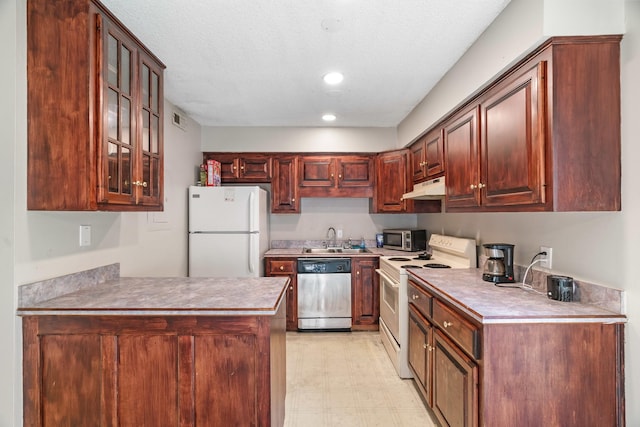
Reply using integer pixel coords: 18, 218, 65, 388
284, 331, 437, 427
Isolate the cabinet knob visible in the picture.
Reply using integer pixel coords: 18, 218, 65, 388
133, 181, 148, 188
241, 165, 244, 170
356, 271, 360, 275
289, 286, 293, 291
428, 344, 434, 352
291, 198, 295, 202
478, 183, 486, 189
470, 184, 477, 190
443, 321, 453, 328
412, 294, 419, 300
423, 343, 427, 349
339, 174, 342, 179
279, 266, 284, 271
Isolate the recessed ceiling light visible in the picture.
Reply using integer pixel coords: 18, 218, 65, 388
323, 72, 344, 85
322, 114, 337, 122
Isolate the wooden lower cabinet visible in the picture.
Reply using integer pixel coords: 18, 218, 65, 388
432, 330, 478, 427
22, 311, 286, 427
407, 279, 625, 427
351, 257, 379, 330
408, 306, 433, 405
265, 257, 298, 330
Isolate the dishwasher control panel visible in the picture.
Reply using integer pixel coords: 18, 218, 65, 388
297, 258, 351, 274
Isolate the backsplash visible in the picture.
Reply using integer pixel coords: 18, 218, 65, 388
476, 254, 625, 314
19, 263, 120, 307
271, 239, 376, 249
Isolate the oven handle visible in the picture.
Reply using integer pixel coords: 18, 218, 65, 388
376, 269, 399, 288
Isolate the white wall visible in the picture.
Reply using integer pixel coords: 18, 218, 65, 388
201, 126, 397, 153
1, 0, 18, 424
269, 197, 418, 242
400, 0, 637, 424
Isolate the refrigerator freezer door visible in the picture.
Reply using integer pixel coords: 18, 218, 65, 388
189, 232, 263, 277
189, 186, 263, 233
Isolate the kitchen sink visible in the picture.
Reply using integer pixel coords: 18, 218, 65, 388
302, 247, 371, 254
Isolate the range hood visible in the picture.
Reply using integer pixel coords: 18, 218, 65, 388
402, 177, 446, 200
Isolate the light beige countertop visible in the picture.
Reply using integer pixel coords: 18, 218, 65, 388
17, 276, 289, 317
408, 268, 626, 324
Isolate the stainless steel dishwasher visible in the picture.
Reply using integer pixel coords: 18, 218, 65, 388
297, 258, 352, 330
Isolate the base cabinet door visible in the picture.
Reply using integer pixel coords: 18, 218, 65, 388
22, 314, 285, 427
265, 257, 297, 330
351, 257, 379, 330
432, 330, 478, 427
408, 306, 433, 405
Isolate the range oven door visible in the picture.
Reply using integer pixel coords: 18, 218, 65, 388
377, 269, 400, 343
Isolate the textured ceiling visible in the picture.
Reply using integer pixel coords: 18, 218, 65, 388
101, 0, 511, 127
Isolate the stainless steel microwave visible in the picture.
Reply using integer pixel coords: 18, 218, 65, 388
382, 229, 427, 252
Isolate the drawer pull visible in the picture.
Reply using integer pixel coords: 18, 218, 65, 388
423, 343, 427, 349
279, 266, 284, 271
428, 344, 433, 352
443, 321, 453, 328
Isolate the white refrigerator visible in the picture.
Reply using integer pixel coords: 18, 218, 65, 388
188, 186, 269, 277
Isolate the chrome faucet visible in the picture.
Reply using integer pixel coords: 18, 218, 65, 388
326, 227, 337, 248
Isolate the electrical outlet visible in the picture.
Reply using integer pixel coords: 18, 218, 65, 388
79, 225, 91, 247
337, 229, 343, 238
539, 246, 552, 269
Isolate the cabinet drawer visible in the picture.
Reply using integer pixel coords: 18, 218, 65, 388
267, 259, 295, 274
432, 299, 480, 359
408, 281, 433, 319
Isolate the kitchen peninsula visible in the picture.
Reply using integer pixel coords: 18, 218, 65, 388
18, 266, 288, 427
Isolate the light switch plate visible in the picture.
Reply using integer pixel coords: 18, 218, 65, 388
79, 225, 91, 247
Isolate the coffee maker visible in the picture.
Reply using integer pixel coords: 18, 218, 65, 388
482, 243, 515, 283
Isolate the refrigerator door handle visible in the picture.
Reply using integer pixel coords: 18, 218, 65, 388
249, 190, 255, 231
248, 235, 255, 273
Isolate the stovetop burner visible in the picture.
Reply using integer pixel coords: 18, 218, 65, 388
424, 263, 451, 269
388, 257, 411, 262
401, 264, 423, 269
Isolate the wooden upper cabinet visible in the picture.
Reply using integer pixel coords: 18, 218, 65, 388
271, 156, 300, 213
411, 129, 444, 184
372, 150, 410, 213
480, 61, 546, 208
445, 63, 545, 211
444, 105, 481, 209
298, 155, 374, 197
204, 153, 272, 183
27, 0, 165, 211
444, 35, 621, 212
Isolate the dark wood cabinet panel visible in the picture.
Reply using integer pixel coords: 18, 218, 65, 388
204, 153, 272, 183
298, 155, 374, 197
443, 105, 481, 209
480, 61, 546, 208
265, 257, 297, 330
443, 35, 621, 212
372, 150, 410, 213
351, 257, 379, 330
432, 330, 478, 427
408, 306, 433, 406
271, 156, 300, 213
410, 129, 444, 183
27, 0, 164, 211
23, 312, 286, 427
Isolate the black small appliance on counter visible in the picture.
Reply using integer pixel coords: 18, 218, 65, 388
547, 275, 575, 301
482, 243, 515, 283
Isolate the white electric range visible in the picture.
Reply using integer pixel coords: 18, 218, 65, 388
377, 234, 477, 378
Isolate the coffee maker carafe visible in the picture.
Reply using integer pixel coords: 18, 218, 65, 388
482, 243, 515, 283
